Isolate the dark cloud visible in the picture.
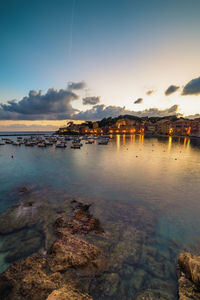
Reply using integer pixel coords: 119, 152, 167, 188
165, 85, 179, 96
182, 76, 200, 95
134, 98, 143, 104
0, 88, 79, 119
0, 83, 180, 121
146, 90, 155, 96
82, 96, 100, 105
67, 81, 86, 90
74, 104, 179, 120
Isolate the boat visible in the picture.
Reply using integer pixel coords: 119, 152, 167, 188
45, 140, 53, 146
98, 139, 108, 145
13, 141, 21, 146
71, 142, 81, 149
56, 142, 66, 148
38, 143, 46, 147
5, 139, 12, 144
0, 141, 5, 145
85, 140, 94, 144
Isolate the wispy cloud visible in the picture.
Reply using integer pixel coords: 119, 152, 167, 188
146, 90, 155, 96
67, 81, 86, 90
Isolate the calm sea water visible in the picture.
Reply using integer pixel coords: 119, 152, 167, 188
0, 134, 200, 299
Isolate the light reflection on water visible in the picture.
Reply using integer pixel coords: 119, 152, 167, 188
0, 134, 200, 299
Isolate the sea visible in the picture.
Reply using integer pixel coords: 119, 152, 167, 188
0, 133, 200, 299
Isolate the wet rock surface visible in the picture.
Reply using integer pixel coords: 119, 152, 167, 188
178, 252, 200, 299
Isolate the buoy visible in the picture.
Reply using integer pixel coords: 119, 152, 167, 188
11, 155, 14, 159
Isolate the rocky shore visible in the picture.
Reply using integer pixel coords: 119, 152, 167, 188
1, 186, 200, 299
0, 193, 105, 300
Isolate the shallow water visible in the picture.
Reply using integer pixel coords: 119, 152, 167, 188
0, 134, 200, 299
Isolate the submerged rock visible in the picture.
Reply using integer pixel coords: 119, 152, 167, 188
0, 255, 62, 300
178, 252, 200, 299
0, 254, 93, 300
0, 197, 104, 299
53, 200, 104, 235
46, 286, 93, 300
48, 231, 101, 272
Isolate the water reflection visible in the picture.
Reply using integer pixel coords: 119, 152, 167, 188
0, 135, 200, 299
168, 136, 172, 152
116, 134, 120, 149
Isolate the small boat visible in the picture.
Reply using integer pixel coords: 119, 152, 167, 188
13, 141, 20, 146
71, 142, 81, 149
98, 139, 108, 145
45, 140, 53, 146
85, 140, 94, 144
38, 143, 46, 147
25, 142, 34, 146
5, 139, 12, 144
56, 142, 66, 148
0, 141, 5, 145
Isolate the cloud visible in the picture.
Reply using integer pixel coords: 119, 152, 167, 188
74, 104, 179, 120
134, 98, 143, 104
0, 88, 79, 119
146, 90, 155, 96
185, 113, 200, 119
0, 83, 180, 122
182, 76, 200, 95
67, 81, 86, 90
165, 85, 179, 96
82, 96, 100, 105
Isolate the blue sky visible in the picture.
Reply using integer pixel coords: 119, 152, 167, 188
0, 0, 200, 129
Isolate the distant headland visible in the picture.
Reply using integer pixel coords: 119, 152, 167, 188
57, 115, 200, 138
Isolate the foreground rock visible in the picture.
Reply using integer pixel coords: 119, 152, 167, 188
46, 287, 93, 300
178, 252, 200, 299
0, 198, 105, 299
48, 231, 101, 272
0, 254, 93, 300
54, 199, 104, 235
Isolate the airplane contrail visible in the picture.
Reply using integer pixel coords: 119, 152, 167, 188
68, 0, 76, 60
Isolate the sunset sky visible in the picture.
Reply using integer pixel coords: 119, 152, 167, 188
0, 0, 200, 131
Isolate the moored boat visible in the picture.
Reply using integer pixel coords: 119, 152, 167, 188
55, 142, 66, 148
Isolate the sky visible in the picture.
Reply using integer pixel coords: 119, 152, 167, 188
0, 0, 200, 131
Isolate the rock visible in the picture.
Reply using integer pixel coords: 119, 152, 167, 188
90, 272, 119, 298
46, 286, 93, 300
0, 253, 94, 300
0, 200, 39, 234
129, 269, 146, 290
48, 231, 100, 272
135, 290, 169, 300
18, 186, 32, 194
0, 255, 62, 300
4, 235, 43, 263
178, 252, 200, 299
53, 201, 104, 235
